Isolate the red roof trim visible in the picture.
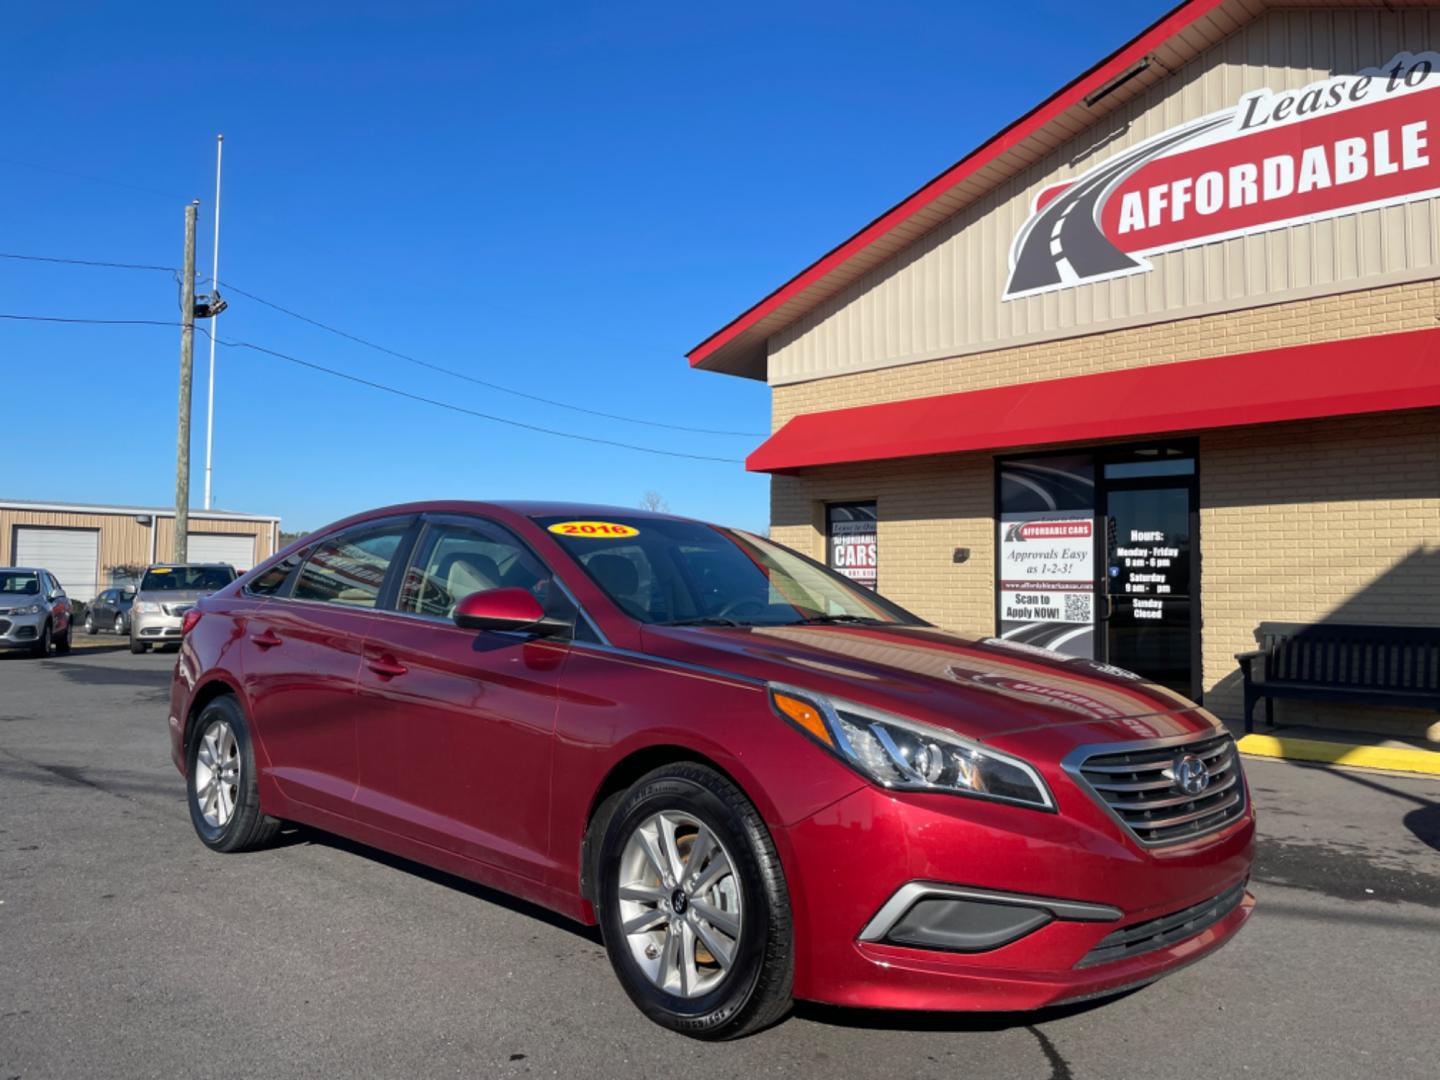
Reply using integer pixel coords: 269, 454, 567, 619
687, 0, 1233, 369
746, 328, 1440, 473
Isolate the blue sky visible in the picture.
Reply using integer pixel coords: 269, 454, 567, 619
3, 0, 1168, 533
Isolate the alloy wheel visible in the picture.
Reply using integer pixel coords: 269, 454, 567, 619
194, 720, 241, 828
617, 810, 744, 998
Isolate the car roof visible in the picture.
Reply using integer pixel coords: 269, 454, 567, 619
335, 500, 703, 525
145, 562, 234, 569
1, 567, 46, 574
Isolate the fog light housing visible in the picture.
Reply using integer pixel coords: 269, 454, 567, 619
885, 898, 1053, 953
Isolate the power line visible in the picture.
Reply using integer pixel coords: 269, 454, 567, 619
0, 310, 744, 463
194, 327, 745, 464
0, 246, 763, 437
217, 279, 764, 437
0, 155, 187, 200
0, 313, 182, 327
0, 250, 177, 273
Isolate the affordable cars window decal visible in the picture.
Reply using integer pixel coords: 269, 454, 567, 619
547, 521, 641, 538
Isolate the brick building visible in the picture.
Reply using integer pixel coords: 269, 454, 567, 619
689, 0, 1440, 742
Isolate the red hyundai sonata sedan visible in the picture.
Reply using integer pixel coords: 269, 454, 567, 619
169, 501, 1253, 1038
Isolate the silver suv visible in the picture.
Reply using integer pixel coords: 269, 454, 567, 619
0, 567, 73, 658
130, 563, 237, 653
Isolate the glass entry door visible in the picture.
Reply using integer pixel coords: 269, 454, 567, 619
1101, 454, 1198, 699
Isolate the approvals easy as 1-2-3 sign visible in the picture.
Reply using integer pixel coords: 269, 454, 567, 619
1005, 51, 1440, 299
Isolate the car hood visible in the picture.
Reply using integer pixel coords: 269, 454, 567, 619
638, 622, 1215, 742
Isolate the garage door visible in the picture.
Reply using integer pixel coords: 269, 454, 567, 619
14, 527, 100, 602
188, 533, 257, 572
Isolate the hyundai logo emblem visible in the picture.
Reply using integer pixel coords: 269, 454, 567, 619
1172, 753, 1210, 797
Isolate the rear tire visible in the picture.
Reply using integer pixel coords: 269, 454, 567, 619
85, 615, 97, 635
186, 695, 280, 853
114, 614, 126, 635
595, 763, 793, 1040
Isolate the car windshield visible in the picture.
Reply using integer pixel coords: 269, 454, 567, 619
534, 515, 920, 627
140, 566, 236, 592
0, 571, 41, 595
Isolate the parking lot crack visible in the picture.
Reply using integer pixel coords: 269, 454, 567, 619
1026, 1024, 1075, 1080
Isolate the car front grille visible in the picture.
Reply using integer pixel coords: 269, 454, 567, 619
1076, 881, 1247, 968
1072, 732, 1246, 847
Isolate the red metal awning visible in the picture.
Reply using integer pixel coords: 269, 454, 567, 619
747, 328, 1440, 473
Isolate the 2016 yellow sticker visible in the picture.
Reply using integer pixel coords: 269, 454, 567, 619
547, 521, 640, 539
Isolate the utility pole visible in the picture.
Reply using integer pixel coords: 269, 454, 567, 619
174, 200, 198, 564
203, 134, 223, 510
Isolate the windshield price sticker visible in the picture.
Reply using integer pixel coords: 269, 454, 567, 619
548, 521, 640, 538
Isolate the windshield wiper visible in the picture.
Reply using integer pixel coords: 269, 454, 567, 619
661, 616, 747, 627
790, 614, 886, 626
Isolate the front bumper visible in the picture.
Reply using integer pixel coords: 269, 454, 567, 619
781, 779, 1255, 1011
131, 607, 185, 643
0, 611, 45, 649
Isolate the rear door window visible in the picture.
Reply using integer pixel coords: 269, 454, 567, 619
294, 523, 412, 609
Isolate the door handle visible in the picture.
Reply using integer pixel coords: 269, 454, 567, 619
250, 629, 282, 649
367, 656, 408, 679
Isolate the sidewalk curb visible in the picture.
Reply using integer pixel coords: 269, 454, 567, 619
1237, 733, 1440, 776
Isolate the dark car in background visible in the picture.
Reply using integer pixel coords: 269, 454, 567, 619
0, 567, 73, 657
130, 564, 237, 653
85, 587, 136, 636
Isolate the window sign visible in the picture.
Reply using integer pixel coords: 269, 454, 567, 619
996, 456, 1097, 658
826, 502, 877, 590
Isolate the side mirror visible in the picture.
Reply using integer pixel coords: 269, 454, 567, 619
453, 588, 567, 636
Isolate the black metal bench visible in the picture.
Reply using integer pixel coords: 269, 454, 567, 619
1236, 622, 1440, 734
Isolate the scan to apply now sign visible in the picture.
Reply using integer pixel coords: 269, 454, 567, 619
1004, 51, 1440, 299
999, 515, 1095, 626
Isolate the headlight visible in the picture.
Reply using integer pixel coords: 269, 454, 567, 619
769, 684, 1054, 810
137, 601, 161, 613
14, 603, 41, 615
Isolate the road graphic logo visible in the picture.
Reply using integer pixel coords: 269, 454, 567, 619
1004, 51, 1440, 300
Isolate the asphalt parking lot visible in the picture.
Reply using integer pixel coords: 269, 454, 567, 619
2, 646, 1437, 1080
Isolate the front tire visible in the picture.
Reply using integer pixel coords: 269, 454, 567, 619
53, 625, 71, 655
596, 763, 793, 1040
29, 622, 51, 659
130, 636, 149, 654
185, 695, 280, 853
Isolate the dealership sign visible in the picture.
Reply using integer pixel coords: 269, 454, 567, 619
1004, 52, 1440, 299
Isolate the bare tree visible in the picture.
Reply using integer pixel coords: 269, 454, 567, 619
639, 491, 670, 513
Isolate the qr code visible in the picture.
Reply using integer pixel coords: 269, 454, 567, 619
1063, 592, 1093, 623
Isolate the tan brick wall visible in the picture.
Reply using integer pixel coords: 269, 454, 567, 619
1199, 410, 1440, 738
771, 280, 1440, 428
771, 455, 995, 636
